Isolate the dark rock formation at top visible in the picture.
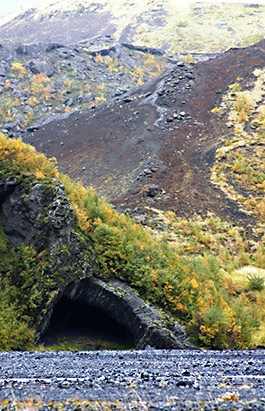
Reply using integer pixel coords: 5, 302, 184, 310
0, 175, 194, 349
122, 43, 164, 56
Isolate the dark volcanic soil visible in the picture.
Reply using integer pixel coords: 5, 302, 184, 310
25, 40, 265, 230
1, 350, 265, 409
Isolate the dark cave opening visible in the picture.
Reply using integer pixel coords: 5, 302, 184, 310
41, 296, 135, 349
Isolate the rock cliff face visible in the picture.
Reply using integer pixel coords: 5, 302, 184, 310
40, 277, 193, 349
0, 175, 194, 349
2, 178, 74, 253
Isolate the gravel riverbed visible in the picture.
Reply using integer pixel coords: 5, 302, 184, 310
0, 350, 265, 410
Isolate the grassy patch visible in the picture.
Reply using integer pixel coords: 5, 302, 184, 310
40, 336, 133, 351
209, 69, 265, 345
212, 68, 265, 227
101, 1, 265, 54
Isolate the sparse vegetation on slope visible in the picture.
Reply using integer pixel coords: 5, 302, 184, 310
0, 41, 167, 136
211, 68, 265, 228
112, 1, 265, 54
1, 133, 265, 350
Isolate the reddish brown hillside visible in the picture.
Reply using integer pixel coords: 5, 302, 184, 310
25, 40, 265, 229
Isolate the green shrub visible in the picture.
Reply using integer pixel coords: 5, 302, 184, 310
247, 274, 264, 291
0, 279, 34, 350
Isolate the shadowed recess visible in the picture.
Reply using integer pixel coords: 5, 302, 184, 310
41, 296, 134, 350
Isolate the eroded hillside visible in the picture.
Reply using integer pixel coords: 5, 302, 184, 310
25, 40, 265, 230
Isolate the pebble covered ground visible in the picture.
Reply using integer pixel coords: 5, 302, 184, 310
0, 350, 265, 410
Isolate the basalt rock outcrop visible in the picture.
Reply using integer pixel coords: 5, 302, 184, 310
39, 276, 194, 349
0, 175, 194, 349
2, 178, 75, 253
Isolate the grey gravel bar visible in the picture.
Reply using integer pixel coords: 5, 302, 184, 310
1, 350, 265, 410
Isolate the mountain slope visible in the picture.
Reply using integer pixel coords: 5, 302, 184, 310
0, 0, 264, 54
1, 1, 265, 350
25, 40, 265, 230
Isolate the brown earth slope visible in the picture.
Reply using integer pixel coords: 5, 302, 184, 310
25, 40, 265, 230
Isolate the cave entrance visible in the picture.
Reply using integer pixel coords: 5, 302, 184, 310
41, 296, 135, 350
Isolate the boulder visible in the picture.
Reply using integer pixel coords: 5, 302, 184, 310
0, 63, 6, 77
13, 89, 29, 99
89, 44, 118, 57
114, 87, 127, 97
15, 43, 40, 56
29, 60, 55, 77
83, 92, 94, 103
45, 42, 63, 52
3, 120, 20, 131
12, 108, 25, 124
58, 50, 71, 59
146, 184, 162, 198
